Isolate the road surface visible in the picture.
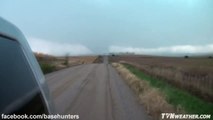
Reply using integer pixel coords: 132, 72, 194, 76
46, 58, 149, 120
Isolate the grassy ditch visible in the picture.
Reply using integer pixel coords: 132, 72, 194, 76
112, 63, 175, 120
123, 63, 213, 114
39, 62, 56, 74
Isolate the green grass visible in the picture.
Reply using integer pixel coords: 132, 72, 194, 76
39, 62, 56, 74
123, 63, 213, 114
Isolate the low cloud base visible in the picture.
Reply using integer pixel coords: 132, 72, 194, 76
28, 37, 93, 56
109, 44, 213, 56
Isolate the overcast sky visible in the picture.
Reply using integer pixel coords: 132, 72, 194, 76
0, 0, 213, 56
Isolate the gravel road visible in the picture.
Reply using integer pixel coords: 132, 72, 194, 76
45, 58, 149, 120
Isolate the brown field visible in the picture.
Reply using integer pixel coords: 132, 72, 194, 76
35, 53, 99, 70
66, 56, 98, 65
109, 55, 213, 102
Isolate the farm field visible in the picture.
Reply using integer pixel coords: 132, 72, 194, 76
109, 55, 213, 102
35, 53, 99, 74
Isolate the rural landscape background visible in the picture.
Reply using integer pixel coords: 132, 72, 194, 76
1, 0, 213, 119
35, 52, 213, 119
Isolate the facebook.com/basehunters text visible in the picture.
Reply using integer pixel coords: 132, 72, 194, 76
1, 114, 79, 119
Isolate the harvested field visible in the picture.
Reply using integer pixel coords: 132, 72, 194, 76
67, 56, 98, 65
35, 53, 98, 73
110, 55, 213, 102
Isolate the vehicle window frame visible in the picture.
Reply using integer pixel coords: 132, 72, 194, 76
0, 34, 49, 115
